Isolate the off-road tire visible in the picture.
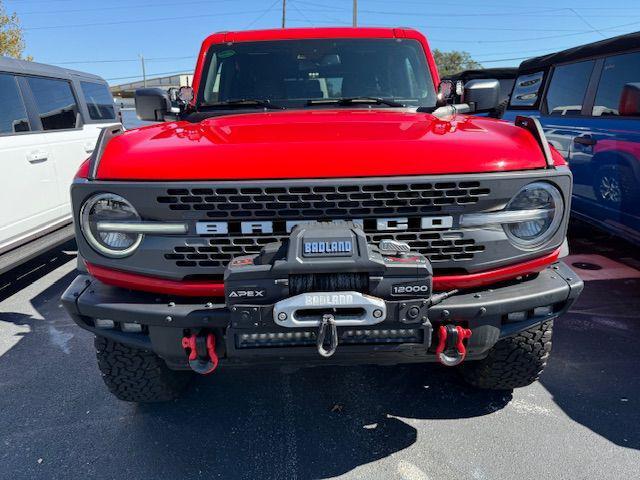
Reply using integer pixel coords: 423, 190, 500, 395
95, 336, 193, 402
460, 320, 553, 390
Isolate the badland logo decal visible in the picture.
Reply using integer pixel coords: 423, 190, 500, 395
303, 240, 352, 256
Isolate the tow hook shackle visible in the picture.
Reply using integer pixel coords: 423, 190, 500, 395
316, 314, 339, 358
181, 331, 219, 374
435, 324, 472, 367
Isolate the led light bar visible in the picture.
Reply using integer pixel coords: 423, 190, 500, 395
236, 328, 423, 348
459, 209, 553, 228
96, 221, 188, 235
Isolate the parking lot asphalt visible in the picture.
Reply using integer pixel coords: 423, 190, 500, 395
1, 230, 639, 480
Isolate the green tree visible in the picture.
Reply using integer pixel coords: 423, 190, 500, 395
433, 49, 481, 77
0, 1, 29, 59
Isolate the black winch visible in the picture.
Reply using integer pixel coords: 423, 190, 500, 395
224, 221, 439, 356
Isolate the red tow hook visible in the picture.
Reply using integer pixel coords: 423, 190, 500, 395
181, 332, 219, 375
435, 325, 472, 367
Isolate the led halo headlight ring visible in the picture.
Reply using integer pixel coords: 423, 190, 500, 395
503, 181, 564, 250
80, 193, 143, 258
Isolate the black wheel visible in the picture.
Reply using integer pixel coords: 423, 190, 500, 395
593, 164, 639, 208
460, 320, 553, 390
95, 336, 193, 402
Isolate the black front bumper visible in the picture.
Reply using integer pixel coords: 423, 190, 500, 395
61, 262, 583, 369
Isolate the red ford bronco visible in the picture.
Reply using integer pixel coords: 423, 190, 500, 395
62, 28, 583, 402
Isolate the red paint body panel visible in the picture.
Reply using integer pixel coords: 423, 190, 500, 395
86, 249, 560, 298
96, 111, 549, 180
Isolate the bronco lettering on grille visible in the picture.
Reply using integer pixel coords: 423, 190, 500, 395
195, 216, 453, 236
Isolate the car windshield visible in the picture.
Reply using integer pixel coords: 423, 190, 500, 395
198, 38, 437, 109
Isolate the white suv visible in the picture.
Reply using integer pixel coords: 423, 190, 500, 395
0, 56, 121, 274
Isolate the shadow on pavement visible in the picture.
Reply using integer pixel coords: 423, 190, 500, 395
0, 240, 76, 302
2, 232, 639, 478
131, 363, 511, 479
0, 249, 511, 480
540, 276, 640, 451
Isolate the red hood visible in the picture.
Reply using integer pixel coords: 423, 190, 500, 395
96, 110, 555, 181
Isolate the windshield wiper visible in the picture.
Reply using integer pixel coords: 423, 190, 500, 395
307, 97, 406, 108
200, 99, 286, 110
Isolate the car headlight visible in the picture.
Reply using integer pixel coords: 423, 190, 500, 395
80, 193, 142, 257
504, 182, 564, 249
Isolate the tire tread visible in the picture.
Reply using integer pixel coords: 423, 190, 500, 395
95, 336, 192, 402
461, 320, 553, 390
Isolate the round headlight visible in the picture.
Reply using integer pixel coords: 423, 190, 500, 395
80, 193, 142, 257
504, 182, 563, 249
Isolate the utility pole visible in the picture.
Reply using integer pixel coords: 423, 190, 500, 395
353, 0, 357, 27
139, 54, 147, 87
282, 0, 286, 28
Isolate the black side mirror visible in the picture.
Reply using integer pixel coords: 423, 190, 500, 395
135, 88, 171, 121
619, 83, 640, 116
464, 79, 500, 113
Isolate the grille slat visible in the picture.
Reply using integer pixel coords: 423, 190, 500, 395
157, 180, 490, 270
156, 181, 489, 219
164, 229, 485, 268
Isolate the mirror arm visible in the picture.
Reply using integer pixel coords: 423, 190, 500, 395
432, 103, 472, 119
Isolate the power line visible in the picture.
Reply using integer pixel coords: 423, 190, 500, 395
22, 9, 275, 31
244, 0, 281, 29
15, 0, 238, 16
290, 1, 314, 26
292, 1, 640, 19
106, 69, 190, 82
49, 55, 196, 66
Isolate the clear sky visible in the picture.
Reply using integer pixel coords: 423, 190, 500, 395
5, 0, 640, 84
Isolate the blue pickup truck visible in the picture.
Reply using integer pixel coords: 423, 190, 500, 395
503, 31, 640, 244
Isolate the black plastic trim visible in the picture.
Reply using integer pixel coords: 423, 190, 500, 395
515, 116, 554, 169
87, 124, 124, 180
61, 262, 583, 367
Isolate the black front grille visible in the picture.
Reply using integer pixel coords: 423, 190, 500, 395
156, 181, 490, 220
164, 229, 485, 268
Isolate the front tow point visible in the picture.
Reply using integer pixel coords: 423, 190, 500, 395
316, 314, 339, 357
435, 324, 472, 367
181, 332, 219, 374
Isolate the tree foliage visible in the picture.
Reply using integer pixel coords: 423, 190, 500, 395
433, 49, 481, 77
0, 1, 29, 59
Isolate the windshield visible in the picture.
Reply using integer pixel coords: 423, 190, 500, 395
198, 38, 437, 109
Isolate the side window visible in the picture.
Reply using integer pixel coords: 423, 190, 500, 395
0, 73, 30, 134
544, 60, 595, 116
510, 71, 544, 107
80, 81, 116, 120
26, 76, 79, 130
592, 51, 640, 117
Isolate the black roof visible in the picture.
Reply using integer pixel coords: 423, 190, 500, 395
443, 68, 518, 81
0, 55, 105, 82
520, 30, 640, 72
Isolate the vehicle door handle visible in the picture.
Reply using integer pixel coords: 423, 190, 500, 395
27, 150, 49, 163
574, 136, 597, 146
84, 142, 96, 153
